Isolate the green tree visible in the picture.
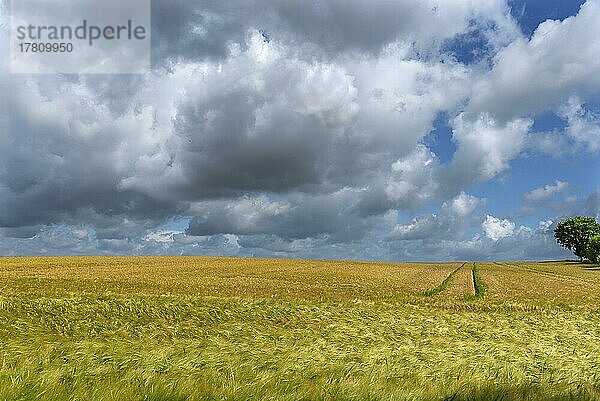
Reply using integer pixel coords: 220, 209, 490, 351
586, 235, 600, 264
554, 217, 600, 261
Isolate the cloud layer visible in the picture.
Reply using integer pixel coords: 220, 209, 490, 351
1, 0, 599, 260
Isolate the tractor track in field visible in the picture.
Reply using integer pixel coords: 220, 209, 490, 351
423, 262, 466, 297
470, 263, 477, 296
423, 262, 486, 299
471, 263, 487, 298
493, 262, 594, 285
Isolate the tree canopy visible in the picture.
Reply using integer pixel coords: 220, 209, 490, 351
554, 217, 600, 260
586, 236, 600, 264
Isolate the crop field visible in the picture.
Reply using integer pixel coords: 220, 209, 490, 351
1, 257, 600, 401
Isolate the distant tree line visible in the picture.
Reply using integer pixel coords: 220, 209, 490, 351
554, 217, 600, 264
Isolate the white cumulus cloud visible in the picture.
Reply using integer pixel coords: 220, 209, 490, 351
524, 181, 568, 204
482, 215, 515, 241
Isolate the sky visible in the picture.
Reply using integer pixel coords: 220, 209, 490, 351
0, 0, 599, 261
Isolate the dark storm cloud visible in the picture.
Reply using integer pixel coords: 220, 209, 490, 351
258, 0, 433, 54
171, 86, 330, 196
0, 225, 42, 239
186, 191, 396, 241
0, 76, 184, 230
149, 0, 515, 64
150, 0, 249, 65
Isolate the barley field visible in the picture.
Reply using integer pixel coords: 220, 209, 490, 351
0, 257, 599, 401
